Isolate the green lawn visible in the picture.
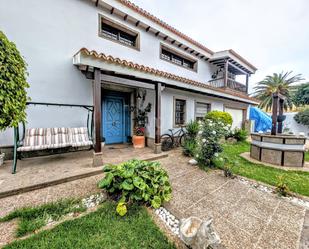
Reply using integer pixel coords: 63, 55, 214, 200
4, 201, 175, 249
305, 151, 309, 162
220, 142, 309, 197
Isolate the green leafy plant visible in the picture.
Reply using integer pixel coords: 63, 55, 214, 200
186, 120, 199, 138
0, 31, 29, 130
205, 111, 233, 126
195, 119, 230, 167
98, 160, 172, 216
275, 175, 290, 197
293, 83, 309, 106
226, 128, 248, 142
183, 139, 197, 157
294, 108, 309, 126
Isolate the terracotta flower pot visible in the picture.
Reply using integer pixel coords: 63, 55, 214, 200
133, 135, 145, 148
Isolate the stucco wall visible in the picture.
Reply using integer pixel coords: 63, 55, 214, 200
0, 0, 238, 146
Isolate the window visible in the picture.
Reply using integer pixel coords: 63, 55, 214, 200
160, 45, 197, 71
174, 99, 186, 126
99, 15, 140, 50
195, 102, 211, 121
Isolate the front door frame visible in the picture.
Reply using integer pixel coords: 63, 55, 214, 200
102, 91, 131, 144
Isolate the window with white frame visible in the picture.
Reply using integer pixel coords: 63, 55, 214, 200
174, 99, 186, 126
195, 102, 211, 121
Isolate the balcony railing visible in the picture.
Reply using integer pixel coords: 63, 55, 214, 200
207, 77, 247, 93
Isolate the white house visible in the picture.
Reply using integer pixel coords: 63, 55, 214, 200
0, 0, 258, 158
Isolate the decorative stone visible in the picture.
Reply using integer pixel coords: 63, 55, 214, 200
226, 137, 237, 144
179, 216, 221, 249
92, 152, 103, 167
189, 159, 198, 165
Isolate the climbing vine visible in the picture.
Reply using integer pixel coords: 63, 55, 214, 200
0, 31, 29, 130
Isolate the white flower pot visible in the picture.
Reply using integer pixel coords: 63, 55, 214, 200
0, 153, 5, 166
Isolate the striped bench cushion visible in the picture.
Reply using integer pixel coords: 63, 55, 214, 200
70, 127, 93, 147
18, 128, 51, 152
49, 127, 71, 149
17, 127, 92, 151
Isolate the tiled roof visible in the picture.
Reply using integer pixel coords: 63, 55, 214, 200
117, 0, 214, 56
77, 48, 259, 103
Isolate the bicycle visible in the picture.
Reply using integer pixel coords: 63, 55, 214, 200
160, 126, 187, 151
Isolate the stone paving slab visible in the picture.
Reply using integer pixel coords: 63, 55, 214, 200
157, 150, 307, 249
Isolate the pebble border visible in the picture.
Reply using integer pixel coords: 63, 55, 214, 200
155, 207, 180, 237
238, 177, 309, 209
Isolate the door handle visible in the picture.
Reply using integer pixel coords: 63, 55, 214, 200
112, 121, 116, 126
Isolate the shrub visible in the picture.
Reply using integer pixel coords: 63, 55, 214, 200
98, 160, 172, 216
185, 120, 199, 138
183, 139, 197, 157
226, 128, 248, 142
195, 119, 230, 167
0, 31, 29, 130
275, 175, 290, 197
205, 111, 233, 126
294, 109, 309, 126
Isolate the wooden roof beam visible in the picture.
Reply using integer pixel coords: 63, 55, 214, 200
146, 26, 150, 32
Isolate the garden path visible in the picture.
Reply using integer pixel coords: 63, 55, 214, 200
159, 149, 308, 249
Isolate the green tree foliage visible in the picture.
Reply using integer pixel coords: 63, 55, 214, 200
0, 31, 29, 130
294, 108, 309, 126
252, 71, 303, 111
293, 83, 309, 106
205, 110, 233, 125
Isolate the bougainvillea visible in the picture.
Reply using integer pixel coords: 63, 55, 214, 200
0, 31, 29, 130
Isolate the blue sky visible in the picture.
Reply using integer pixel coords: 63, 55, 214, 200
131, 0, 309, 93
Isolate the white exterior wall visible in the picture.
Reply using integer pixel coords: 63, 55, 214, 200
0, 0, 246, 146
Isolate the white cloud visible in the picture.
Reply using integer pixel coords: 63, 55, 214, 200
131, 0, 309, 93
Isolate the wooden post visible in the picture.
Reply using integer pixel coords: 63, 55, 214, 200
224, 60, 228, 88
271, 93, 278, 135
154, 82, 162, 153
93, 68, 102, 153
278, 99, 284, 134
245, 74, 249, 94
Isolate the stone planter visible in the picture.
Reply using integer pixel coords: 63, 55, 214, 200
132, 135, 145, 148
0, 153, 4, 166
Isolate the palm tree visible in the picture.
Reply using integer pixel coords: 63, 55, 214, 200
252, 71, 303, 111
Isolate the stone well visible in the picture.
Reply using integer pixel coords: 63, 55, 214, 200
250, 133, 306, 167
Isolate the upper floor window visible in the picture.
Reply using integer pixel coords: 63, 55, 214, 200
99, 15, 140, 50
160, 44, 197, 71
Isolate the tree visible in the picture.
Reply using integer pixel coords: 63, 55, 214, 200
294, 108, 309, 126
252, 71, 303, 111
0, 31, 29, 130
293, 83, 309, 106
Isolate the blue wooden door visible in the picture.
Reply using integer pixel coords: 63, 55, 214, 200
103, 96, 125, 144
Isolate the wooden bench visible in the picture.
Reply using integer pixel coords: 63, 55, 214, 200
12, 127, 93, 173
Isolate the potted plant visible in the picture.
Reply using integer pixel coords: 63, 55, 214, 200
132, 102, 151, 149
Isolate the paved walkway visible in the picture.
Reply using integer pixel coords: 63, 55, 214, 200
0, 149, 307, 249
0, 146, 166, 197
158, 150, 308, 249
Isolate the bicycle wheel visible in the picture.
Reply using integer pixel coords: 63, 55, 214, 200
160, 134, 173, 151
179, 133, 187, 147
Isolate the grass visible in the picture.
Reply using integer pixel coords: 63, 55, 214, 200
0, 199, 86, 237
305, 151, 309, 162
219, 141, 309, 197
4, 201, 176, 249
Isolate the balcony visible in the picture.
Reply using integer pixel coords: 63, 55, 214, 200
207, 77, 247, 93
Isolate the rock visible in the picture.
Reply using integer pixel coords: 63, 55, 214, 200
226, 137, 237, 144
179, 217, 221, 249
189, 159, 198, 165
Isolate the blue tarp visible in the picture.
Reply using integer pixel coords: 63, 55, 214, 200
249, 107, 272, 132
